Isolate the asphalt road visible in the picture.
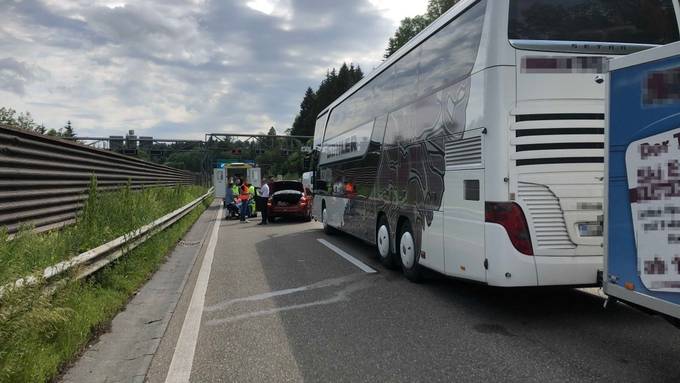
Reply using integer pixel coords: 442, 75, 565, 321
142, 204, 680, 383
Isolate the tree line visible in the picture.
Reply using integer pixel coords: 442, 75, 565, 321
289, 63, 364, 137
0, 107, 75, 138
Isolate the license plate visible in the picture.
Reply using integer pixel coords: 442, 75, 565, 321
578, 223, 602, 237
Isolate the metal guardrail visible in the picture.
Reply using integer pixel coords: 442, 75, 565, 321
3, 188, 214, 296
0, 125, 196, 234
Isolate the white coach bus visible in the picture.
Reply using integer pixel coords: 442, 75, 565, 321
311, 0, 680, 286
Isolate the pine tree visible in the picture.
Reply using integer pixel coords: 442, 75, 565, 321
63, 120, 75, 138
291, 87, 317, 137
338, 63, 351, 92
350, 64, 364, 85
289, 62, 364, 138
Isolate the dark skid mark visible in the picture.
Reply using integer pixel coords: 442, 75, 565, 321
473, 323, 515, 337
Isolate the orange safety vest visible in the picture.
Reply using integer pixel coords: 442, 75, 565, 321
239, 184, 250, 201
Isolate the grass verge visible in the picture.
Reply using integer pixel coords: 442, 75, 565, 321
0, 183, 207, 286
0, 185, 211, 383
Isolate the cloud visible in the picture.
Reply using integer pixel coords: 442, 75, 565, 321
0, 58, 49, 95
0, 0, 422, 138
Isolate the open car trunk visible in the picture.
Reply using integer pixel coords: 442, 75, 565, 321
272, 190, 303, 206
270, 181, 305, 206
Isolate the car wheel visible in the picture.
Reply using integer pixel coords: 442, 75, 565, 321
399, 221, 424, 283
376, 216, 397, 269
322, 208, 336, 235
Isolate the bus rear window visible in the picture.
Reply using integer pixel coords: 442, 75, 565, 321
509, 0, 679, 45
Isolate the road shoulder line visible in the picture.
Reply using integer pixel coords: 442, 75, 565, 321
164, 205, 223, 383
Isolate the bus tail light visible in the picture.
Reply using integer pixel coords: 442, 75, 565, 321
485, 202, 534, 256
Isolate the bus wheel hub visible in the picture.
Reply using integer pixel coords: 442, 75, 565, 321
400, 231, 415, 268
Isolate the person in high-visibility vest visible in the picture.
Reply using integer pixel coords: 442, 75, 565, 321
238, 178, 250, 223
248, 183, 256, 216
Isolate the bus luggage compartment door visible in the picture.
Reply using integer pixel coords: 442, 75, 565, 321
443, 167, 486, 283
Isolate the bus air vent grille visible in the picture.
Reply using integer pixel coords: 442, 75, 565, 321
446, 136, 482, 167
511, 114, 604, 166
518, 182, 576, 249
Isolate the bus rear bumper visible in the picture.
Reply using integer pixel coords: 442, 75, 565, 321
485, 225, 602, 287
535, 255, 602, 287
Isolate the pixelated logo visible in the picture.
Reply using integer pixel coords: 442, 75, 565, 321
626, 127, 680, 292
644, 66, 680, 106
522, 56, 605, 74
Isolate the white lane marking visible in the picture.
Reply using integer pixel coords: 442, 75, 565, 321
165, 205, 222, 383
317, 238, 377, 274
206, 278, 374, 326
204, 274, 363, 313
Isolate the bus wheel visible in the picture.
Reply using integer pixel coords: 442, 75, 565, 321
322, 208, 336, 235
399, 221, 424, 283
376, 216, 397, 269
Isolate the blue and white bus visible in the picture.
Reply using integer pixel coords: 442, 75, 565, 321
606, 41, 680, 324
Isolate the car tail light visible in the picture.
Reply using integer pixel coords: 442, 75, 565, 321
485, 202, 533, 256
299, 196, 307, 207
267, 198, 272, 207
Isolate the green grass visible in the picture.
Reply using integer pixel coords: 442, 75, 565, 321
0, 183, 210, 383
0, 182, 207, 286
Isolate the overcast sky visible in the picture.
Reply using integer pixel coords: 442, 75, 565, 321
0, 0, 427, 139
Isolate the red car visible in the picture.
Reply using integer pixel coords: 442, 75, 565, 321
266, 181, 312, 222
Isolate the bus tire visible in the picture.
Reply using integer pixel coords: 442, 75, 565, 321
376, 215, 398, 269
322, 208, 336, 235
399, 221, 424, 283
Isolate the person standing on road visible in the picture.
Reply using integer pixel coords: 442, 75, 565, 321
258, 177, 271, 225
238, 178, 250, 223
